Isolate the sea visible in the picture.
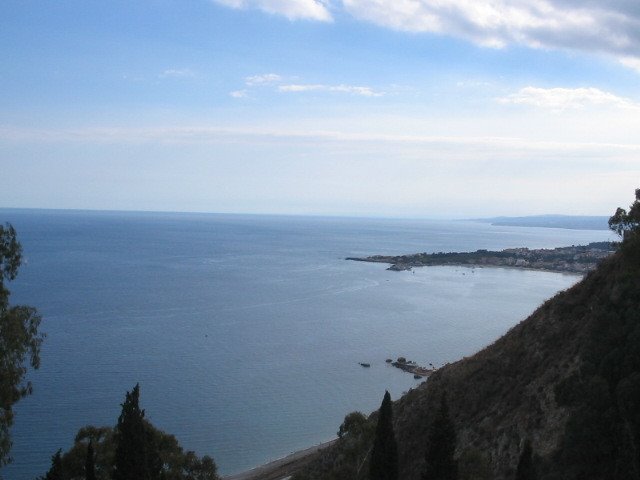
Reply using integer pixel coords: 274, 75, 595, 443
0, 209, 614, 479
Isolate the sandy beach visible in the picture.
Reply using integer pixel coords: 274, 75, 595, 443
223, 439, 337, 480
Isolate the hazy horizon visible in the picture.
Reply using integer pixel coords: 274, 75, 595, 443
0, 206, 614, 222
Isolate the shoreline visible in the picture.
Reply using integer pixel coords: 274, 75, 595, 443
346, 242, 615, 275
223, 439, 337, 480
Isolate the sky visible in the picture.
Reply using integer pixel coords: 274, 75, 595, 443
1, 0, 640, 218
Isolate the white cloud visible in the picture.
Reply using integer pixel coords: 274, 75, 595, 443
278, 83, 384, 96
340, 0, 640, 72
230, 90, 249, 98
212, 0, 331, 21
499, 86, 639, 111
620, 56, 640, 74
245, 73, 283, 86
159, 68, 196, 79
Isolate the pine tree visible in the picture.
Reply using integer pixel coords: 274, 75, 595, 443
369, 390, 398, 480
112, 384, 160, 480
515, 439, 536, 480
422, 393, 457, 480
85, 439, 96, 480
43, 449, 64, 480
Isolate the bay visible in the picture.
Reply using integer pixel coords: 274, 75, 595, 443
0, 210, 613, 479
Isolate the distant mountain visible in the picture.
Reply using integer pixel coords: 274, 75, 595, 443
297, 235, 640, 480
476, 215, 609, 230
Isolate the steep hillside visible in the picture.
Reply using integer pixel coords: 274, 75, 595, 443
298, 234, 640, 480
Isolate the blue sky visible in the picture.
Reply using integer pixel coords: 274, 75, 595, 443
1, 0, 639, 217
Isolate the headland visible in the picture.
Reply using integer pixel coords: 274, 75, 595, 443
346, 241, 615, 274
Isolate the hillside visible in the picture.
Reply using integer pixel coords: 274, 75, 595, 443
297, 233, 640, 480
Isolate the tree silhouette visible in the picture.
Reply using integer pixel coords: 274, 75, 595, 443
609, 188, 640, 238
515, 439, 536, 480
112, 384, 160, 480
422, 393, 457, 480
42, 449, 64, 480
85, 439, 96, 480
369, 391, 398, 480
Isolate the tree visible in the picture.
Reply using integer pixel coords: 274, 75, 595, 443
515, 439, 536, 480
0, 222, 44, 465
42, 449, 65, 480
43, 420, 218, 480
422, 393, 457, 480
112, 384, 160, 480
609, 188, 640, 238
86, 439, 97, 480
369, 391, 398, 480
338, 411, 368, 439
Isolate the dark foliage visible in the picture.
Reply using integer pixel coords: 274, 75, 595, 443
457, 449, 490, 480
0, 223, 44, 465
422, 394, 457, 480
41, 450, 65, 480
293, 412, 374, 480
86, 440, 96, 480
112, 384, 158, 480
39, 389, 218, 480
609, 188, 640, 237
369, 391, 398, 480
515, 439, 536, 480
549, 190, 640, 479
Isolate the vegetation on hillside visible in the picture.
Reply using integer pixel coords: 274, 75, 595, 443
608, 188, 640, 237
369, 391, 398, 480
422, 394, 457, 480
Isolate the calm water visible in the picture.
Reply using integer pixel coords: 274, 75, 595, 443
0, 210, 613, 479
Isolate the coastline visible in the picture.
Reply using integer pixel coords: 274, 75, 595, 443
222, 439, 337, 480
346, 242, 615, 275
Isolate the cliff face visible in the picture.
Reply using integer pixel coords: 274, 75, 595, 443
394, 236, 640, 479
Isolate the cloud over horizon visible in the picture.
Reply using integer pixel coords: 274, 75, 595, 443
499, 86, 640, 111
211, 0, 332, 21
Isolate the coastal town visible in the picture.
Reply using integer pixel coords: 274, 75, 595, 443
347, 242, 615, 274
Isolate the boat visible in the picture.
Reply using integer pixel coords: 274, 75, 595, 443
359, 362, 371, 368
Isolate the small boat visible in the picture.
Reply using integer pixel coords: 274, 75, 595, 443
414, 374, 423, 379
359, 362, 371, 368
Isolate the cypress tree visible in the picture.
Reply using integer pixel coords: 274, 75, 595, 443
43, 449, 64, 480
422, 393, 457, 480
85, 439, 96, 480
515, 439, 536, 480
112, 384, 160, 480
369, 390, 398, 480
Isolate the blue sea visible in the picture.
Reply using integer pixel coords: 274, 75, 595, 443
0, 210, 613, 479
